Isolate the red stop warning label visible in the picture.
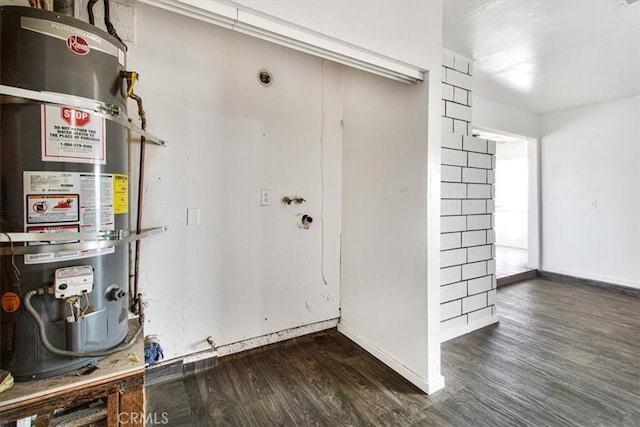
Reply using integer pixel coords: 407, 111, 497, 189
1, 292, 20, 313
61, 107, 91, 127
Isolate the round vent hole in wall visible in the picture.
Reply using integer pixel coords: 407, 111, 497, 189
257, 69, 273, 87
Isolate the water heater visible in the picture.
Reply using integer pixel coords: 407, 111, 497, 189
0, 5, 136, 380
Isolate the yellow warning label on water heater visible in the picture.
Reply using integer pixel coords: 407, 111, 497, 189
113, 174, 129, 214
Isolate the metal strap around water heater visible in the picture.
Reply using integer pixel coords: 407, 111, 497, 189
0, 84, 167, 146
0, 227, 167, 256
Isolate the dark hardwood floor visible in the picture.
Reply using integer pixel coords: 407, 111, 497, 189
146, 279, 640, 426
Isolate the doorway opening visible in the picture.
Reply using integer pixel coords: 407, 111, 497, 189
474, 128, 538, 284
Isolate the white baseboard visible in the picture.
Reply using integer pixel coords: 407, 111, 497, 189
338, 323, 445, 395
217, 318, 339, 357
441, 314, 499, 342
156, 318, 340, 367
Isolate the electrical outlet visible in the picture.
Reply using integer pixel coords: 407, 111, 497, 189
590, 200, 597, 209
261, 189, 272, 206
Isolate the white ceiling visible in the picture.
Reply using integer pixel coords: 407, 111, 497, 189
443, 0, 640, 115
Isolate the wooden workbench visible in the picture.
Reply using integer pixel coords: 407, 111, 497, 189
0, 323, 144, 426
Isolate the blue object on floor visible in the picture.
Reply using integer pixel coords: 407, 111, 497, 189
144, 336, 164, 365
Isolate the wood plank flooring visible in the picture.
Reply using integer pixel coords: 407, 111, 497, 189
146, 279, 640, 426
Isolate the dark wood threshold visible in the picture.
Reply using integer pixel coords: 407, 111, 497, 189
538, 270, 640, 297
497, 269, 538, 287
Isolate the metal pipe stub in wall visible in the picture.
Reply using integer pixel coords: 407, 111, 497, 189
282, 196, 306, 205
301, 215, 313, 229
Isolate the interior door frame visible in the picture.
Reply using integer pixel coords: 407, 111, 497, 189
473, 126, 541, 270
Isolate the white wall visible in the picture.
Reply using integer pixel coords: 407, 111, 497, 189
129, 3, 342, 358
126, 1, 446, 374
233, 0, 445, 392
473, 95, 540, 139
541, 95, 640, 288
339, 67, 437, 392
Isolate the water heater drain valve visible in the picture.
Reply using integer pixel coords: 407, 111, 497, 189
54, 266, 94, 299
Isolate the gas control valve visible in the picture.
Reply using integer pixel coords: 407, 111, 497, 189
54, 266, 94, 299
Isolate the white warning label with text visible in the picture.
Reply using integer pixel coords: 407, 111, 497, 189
42, 105, 106, 164
23, 171, 115, 264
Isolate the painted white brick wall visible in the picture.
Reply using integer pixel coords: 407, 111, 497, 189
441, 281, 467, 303
445, 101, 472, 122
441, 266, 462, 285
487, 259, 497, 275
443, 68, 472, 92
468, 306, 492, 323
442, 53, 473, 137
442, 83, 454, 101
462, 293, 487, 314
467, 214, 492, 230
462, 261, 487, 280
467, 184, 492, 199
453, 87, 468, 105
468, 276, 492, 295
487, 199, 496, 214
441, 300, 462, 321
441, 199, 462, 216
441, 216, 466, 233
441, 248, 468, 268
462, 136, 487, 153
453, 120, 467, 135
441, 315, 467, 332
461, 230, 486, 247
462, 199, 487, 215
442, 182, 467, 199
441, 232, 462, 250
462, 168, 487, 184
442, 132, 463, 150
468, 152, 493, 169
487, 140, 496, 154
487, 229, 496, 244
487, 289, 497, 306
440, 51, 497, 341
442, 148, 468, 166
442, 165, 462, 182
468, 245, 493, 263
